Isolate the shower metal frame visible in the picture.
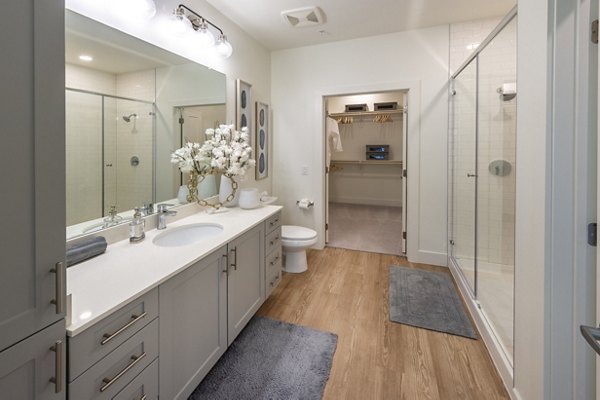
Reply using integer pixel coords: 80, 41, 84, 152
447, 5, 517, 372
65, 87, 157, 216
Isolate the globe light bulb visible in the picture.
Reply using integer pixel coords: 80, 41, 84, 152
216, 34, 233, 58
169, 8, 192, 36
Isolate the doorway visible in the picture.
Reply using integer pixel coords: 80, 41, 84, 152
324, 91, 407, 256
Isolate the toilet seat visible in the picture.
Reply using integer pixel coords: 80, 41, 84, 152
281, 225, 317, 247
281, 225, 317, 273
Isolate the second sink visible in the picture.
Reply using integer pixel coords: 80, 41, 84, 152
153, 223, 224, 247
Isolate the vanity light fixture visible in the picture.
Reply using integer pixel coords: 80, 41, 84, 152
172, 4, 233, 58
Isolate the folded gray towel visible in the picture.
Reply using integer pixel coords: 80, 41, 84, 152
66, 236, 107, 267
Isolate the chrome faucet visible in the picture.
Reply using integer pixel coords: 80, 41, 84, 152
157, 204, 177, 230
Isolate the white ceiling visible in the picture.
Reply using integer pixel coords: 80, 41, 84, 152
205, 0, 516, 50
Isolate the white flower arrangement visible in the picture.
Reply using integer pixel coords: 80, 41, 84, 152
171, 124, 255, 178
170, 142, 211, 175
198, 124, 255, 178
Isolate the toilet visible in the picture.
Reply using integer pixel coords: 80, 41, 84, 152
281, 225, 318, 273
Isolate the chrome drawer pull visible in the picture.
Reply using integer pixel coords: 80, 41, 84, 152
269, 218, 279, 226
140, 395, 147, 400
270, 255, 280, 266
230, 247, 237, 270
100, 352, 147, 392
49, 340, 63, 394
222, 254, 229, 274
50, 261, 66, 315
270, 236, 280, 245
101, 312, 147, 345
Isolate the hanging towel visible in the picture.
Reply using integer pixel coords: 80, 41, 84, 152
326, 117, 343, 167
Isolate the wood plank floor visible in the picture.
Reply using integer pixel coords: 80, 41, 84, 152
257, 247, 509, 400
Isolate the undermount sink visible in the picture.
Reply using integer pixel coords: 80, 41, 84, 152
152, 223, 224, 247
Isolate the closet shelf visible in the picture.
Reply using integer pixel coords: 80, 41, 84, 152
328, 109, 405, 118
331, 160, 403, 166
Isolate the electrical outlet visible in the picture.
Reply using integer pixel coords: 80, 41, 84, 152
301, 165, 309, 176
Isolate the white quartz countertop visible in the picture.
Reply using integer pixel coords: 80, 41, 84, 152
66, 205, 282, 336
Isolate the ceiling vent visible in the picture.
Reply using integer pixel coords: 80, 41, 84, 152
281, 6, 326, 28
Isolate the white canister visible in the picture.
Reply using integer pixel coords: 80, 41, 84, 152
238, 188, 260, 209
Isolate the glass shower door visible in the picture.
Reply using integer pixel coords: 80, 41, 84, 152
475, 17, 517, 360
451, 60, 478, 295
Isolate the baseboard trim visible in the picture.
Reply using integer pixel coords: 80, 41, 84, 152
410, 250, 446, 266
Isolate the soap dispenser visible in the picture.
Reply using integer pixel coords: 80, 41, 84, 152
129, 207, 145, 243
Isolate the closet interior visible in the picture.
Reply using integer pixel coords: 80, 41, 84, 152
325, 91, 406, 256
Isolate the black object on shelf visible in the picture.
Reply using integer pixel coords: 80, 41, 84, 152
345, 103, 368, 112
374, 101, 398, 111
366, 144, 389, 153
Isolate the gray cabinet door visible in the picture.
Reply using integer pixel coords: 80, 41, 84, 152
0, 320, 66, 400
227, 224, 265, 345
0, 0, 66, 352
159, 246, 228, 400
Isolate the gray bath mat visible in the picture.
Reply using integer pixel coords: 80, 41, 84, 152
189, 316, 338, 400
389, 265, 477, 339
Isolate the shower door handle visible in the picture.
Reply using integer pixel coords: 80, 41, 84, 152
581, 325, 600, 355
467, 173, 477, 178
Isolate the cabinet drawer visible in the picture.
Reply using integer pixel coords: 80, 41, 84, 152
69, 288, 158, 381
265, 212, 282, 233
266, 267, 282, 298
265, 227, 282, 255
266, 247, 282, 278
113, 358, 158, 400
68, 318, 158, 400
266, 249, 282, 297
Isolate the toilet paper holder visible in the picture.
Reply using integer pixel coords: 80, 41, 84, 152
296, 199, 315, 208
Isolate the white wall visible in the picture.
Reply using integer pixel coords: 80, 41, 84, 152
271, 26, 449, 265
65, 0, 273, 196
514, 0, 597, 399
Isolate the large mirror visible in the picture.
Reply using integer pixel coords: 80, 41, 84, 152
65, 10, 226, 239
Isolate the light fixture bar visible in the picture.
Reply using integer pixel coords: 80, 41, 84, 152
177, 4, 224, 35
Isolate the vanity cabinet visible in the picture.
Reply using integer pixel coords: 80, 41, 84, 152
67, 288, 159, 400
159, 223, 265, 399
265, 212, 283, 297
159, 246, 228, 400
0, 320, 66, 400
227, 223, 265, 345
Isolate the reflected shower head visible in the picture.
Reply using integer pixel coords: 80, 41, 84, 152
122, 113, 137, 122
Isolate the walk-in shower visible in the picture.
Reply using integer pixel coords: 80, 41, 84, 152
65, 88, 156, 226
448, 8, 517, 373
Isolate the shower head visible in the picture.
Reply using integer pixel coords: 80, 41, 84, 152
122, 113, 137, 122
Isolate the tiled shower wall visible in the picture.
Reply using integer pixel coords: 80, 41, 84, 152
449, 17, 517, 266
114, 71, 155, 214
66, 64, 116, 226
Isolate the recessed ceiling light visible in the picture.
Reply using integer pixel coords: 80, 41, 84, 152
79, 54, 93, 62
466, 43, 480, 51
